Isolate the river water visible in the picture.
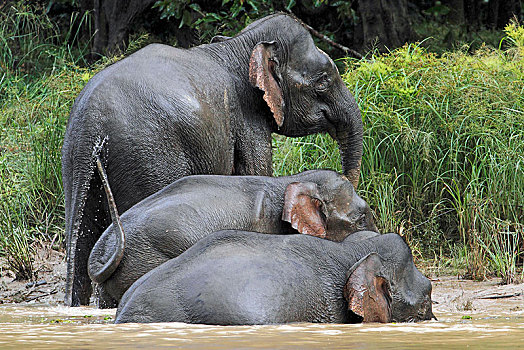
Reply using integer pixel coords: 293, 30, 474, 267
1, 303, 522, 349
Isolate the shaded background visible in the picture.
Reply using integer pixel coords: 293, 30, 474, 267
35, 0, 523, 57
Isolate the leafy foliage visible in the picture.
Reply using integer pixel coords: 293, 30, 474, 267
503, 18, 524, 52
151, 0, 277, 42
150, 0, 353, 44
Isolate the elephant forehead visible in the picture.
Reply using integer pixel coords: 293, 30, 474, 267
328, 180, 354, 203
350, 192, 367, 211
288, 39, 333, 72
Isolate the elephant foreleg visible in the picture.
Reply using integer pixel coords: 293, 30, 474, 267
233, 125, 273, 176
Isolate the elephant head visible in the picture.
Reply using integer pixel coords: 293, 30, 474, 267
343, 250, 435, 323
247, 16, 363, 188
282, 175, 377, 241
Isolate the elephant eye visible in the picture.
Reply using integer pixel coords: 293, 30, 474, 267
315, 73, 331, 92
357, 214, 367, 228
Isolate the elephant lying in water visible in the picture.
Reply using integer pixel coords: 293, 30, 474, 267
62, 13, 364, 306
115, 230, 435, 324
89, 160, 377, 307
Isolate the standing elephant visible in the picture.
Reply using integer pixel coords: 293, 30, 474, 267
115, 231, 435, 324
62, 13, 364, 306
88, 165, 377, 307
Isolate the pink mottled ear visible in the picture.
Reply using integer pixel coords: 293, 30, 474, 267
249, 42, 284, 127
343, 253, 392, 323
282, 182, 327, 238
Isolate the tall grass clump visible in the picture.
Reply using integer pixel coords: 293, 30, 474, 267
273, 22, 523, 283
0, 2, 91, 279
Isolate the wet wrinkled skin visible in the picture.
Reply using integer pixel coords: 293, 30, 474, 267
62, 13, 364, 306
115, 232, 433, 325
88, 169, 376, 307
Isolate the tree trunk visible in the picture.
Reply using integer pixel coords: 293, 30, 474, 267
463, 0, 481, 30
496, 0, 517, 28
443, 0, 465, 25
490, 0, 522, 28
79, 0, 156, 57
355, 0, 412, 51
79, 0, 94, 15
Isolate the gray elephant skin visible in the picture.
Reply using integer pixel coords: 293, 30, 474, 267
88, 169, 377, 307
62, 13, 364, 306
115, 231, 434, 324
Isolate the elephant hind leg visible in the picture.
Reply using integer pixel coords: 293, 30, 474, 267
95, 283, 118, 309
65, 165, 111, 306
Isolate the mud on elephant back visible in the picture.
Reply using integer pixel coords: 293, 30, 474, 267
62, 13, 364, 306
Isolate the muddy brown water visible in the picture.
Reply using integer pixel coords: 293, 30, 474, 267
1, 277, 523, 349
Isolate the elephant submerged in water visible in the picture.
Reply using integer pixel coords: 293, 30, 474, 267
62, 13, 364, 306
88, 157, 377, 307
115, 230, 435, 325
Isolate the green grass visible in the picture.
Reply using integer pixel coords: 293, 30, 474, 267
1, 3, 523, 283
0, 3, 91, 279
274, 26, 524, 283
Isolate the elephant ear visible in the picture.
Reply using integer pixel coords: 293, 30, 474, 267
343, 253, 392, 323
249, 41, 285, 128
282, 182, 327, 238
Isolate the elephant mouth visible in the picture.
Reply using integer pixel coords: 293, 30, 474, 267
391, 295, 434, 323
320, 111, 338, 138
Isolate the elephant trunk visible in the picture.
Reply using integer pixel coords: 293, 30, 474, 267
333, 89, 363, 189
89, 153, 125, 284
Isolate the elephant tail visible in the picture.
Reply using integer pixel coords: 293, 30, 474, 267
88, 139, 126, 284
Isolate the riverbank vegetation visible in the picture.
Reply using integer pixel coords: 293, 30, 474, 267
275, 26, 524, 283
1, 3, 522, 284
